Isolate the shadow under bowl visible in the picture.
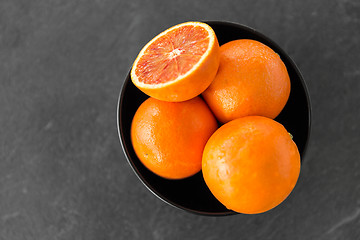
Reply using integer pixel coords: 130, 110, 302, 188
117, 21, 312, 216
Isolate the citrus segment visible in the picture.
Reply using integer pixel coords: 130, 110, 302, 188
131, 97, 218, 179
131, 22, 220, 102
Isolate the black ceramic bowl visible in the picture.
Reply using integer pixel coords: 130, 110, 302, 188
117, 21, 311, 216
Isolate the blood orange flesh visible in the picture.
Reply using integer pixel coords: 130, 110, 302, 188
131, 22, 220, 102
135, 26, 210, 84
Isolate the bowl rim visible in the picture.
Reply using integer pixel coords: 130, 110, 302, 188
117, 20, 312, 216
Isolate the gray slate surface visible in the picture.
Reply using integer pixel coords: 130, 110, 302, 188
0, 0, 359, 239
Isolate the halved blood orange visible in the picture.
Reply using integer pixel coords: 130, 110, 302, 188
131, 22, 220, 102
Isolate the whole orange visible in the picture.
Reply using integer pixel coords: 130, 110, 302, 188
131, 97, 218, 179
202, 39, 290, 123
202, 116, 300, 214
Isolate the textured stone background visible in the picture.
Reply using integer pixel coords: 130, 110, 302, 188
0, 0, 359, 239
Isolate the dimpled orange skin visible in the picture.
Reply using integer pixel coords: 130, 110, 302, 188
202, 39, 291, 123
131, 97, 218, 180
202, 116, 300, 214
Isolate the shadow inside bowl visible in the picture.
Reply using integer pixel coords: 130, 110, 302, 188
117, 21, 311, 216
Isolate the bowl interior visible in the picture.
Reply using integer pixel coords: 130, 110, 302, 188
117, 21, 311, 216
